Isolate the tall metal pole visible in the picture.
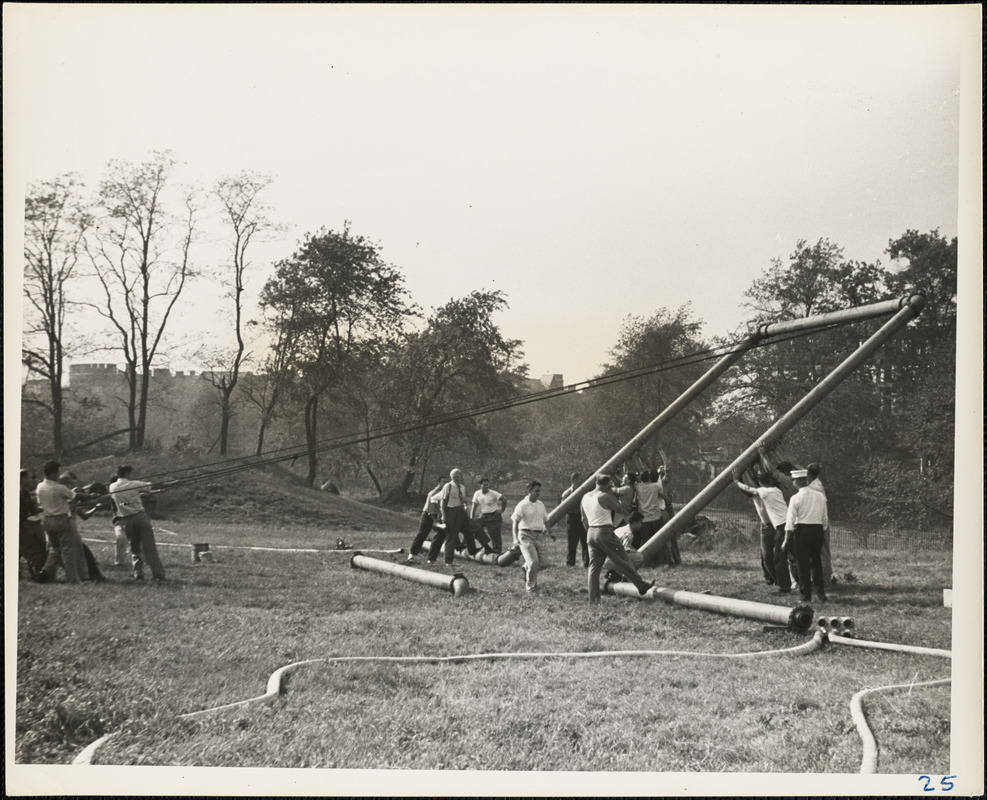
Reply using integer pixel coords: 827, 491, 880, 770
546, 295, 917, 528
636, 294, 926, 563
545, 341, 760, 528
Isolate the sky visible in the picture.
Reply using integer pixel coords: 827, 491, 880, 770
3, 4, 974, 386
4, 7, 984, 794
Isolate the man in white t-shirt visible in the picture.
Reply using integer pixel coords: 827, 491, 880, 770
735, 469, 792, 593
471, 477, 507, 553
35, 460, 89, 583
511, 480, 553, 592
110, 465, 167, 582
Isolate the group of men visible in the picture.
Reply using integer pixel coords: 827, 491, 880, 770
19, 460, 167, 584
405, 468, 655, 602
560, 467, 678, 569
405, 469, 507, 566
734, 449, 831, 603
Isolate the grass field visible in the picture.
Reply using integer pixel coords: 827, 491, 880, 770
14, 509, 954, 783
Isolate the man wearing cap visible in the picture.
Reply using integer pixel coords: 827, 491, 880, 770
581, 474, 655, 604
35, 460, 89, 583
783, 469, 828, 603
110, 465, 167, 582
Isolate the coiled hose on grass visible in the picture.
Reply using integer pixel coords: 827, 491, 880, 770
73, 630, 825, 765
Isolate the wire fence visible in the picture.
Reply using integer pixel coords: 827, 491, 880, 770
689, 505, 953, 552
493, 483, 952, 553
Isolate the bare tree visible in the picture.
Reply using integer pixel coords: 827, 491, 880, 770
84, 151, 198, 451
199, 171, 281, 455
22, 173, 91, 456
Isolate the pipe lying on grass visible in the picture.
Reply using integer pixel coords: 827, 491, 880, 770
605, 580, 815, 632
817, 616, 855, 632
454, 548, 501, 565
73, 630, 825, 765
350, 553, 470, 596
849, 677, 952, 774
826, 630, 951, 659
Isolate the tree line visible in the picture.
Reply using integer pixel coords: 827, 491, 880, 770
21, 151, 957, 530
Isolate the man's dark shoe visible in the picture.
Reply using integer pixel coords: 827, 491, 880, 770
775, 588, 791, 594
638, 581, 656, 596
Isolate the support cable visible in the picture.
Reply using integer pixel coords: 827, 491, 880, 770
110, 321, 850, 494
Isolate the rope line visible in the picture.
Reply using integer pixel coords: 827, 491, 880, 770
114, 320, 855, 492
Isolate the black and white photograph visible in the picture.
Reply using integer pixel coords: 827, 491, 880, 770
4, 4, 982, 796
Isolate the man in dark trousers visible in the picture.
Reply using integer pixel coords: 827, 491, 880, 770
19, 469, 48, 579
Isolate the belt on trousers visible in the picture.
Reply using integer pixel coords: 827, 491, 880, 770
519, 528, 544, 533
44, 513, 68, 519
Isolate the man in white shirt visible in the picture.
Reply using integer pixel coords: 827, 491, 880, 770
470, 477, 507, 553
511, 480, 552, 592
581, 474, 654, 603
35, 460, 89, 583
784, 469, 829, 603
806, 462, 834, 586
439, 468, 485, 565
110, 465, 167, 582
734, 469, 794, 594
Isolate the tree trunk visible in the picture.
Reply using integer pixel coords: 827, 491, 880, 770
219, 388, 233, 456
136, 366, 151, 450
255, 417, 268, 457
364, 463, 383, 496
304, 394, 319, 488
126, 369, 139, 451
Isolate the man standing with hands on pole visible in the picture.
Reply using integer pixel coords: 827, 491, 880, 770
582, 474, 655, 604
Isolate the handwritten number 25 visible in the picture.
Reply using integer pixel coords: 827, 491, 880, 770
918, 775, 956, 792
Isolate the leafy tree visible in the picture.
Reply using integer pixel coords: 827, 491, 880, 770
592, 304, 711, 480
716, 238, 894, 507
371, 290, 526, 500
84, 151, 199, 451
856, 230, 957, 528
21, 174, 92, 456
259, 224, 414, 487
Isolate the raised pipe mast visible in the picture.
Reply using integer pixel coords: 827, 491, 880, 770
636, 294, 926, 563
545, 295, 923, 529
